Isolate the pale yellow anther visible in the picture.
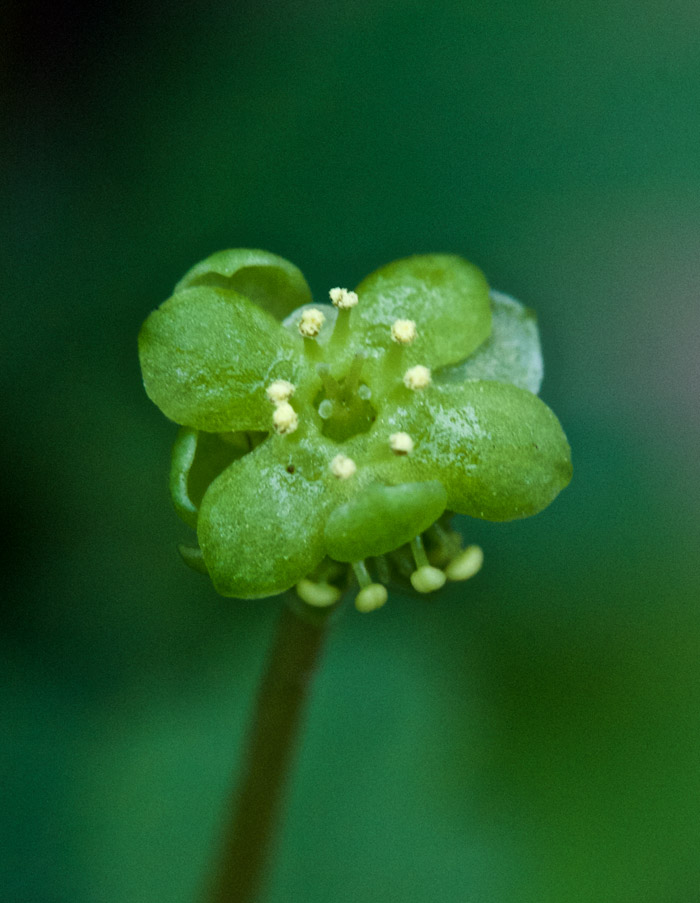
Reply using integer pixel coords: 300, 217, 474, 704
410, 565, 447, 594
329, 287, 359, 309
445, 545, 484, 582
391, 319, 417, 345
296, 578, 341, 608
403, 365, 432, 390
298, 308, 326, 338
389, 432, 414, 455
266, 379, 296, 405
355, 583, 388, 613
272, 402, 298, 435
330, 454, 357, 480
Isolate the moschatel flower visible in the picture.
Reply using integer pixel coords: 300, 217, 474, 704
138, 249, 572, 612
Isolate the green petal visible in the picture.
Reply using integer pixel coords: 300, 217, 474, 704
351, 254, 492, 368
324, 481, 447, 562
174, 248, 313, 321
138, 285, 304, 431
197, 438, 336, 598
437, 290, 543, 393
376, 381, 572, 521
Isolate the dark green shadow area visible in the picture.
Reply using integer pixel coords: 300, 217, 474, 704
3, 1, 699, 900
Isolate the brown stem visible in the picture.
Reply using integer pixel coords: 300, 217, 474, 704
203, 596, 336, 903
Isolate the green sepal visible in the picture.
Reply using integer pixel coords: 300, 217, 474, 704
174, 248, 313, 321
351, 254, 492, 368
324, 481, 447, 562
437, 290, 543, 394
197, 437, 337, 599
376, 381, 572, 521
170, 427, 199, 527
138, 285, 304, 431
177, 544, 209, 575
169, 427, 259, 528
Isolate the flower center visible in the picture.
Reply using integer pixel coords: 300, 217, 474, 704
313, 355, 377, 442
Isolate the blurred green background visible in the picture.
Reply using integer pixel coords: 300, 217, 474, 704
3, 0, 699, 900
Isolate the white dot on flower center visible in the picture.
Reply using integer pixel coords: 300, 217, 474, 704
329, 287, 358, 309
298, 308, 326, 337
403, 365, 431, 390
330, 454, 357, 480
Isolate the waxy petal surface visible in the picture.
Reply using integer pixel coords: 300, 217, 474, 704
197, 438, 336, 598
139, 286, 304, 431
376, 381, 572, 520
324, 481, 447, 562
352, 254, 492, 368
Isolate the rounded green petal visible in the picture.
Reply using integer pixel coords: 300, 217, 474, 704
174, 248, 313, 321
376, 381, 572, 521
138, 285, 305, 431
324, 481, 447, 562
351, 254, 492, 368
437, 290, 543, 394
197, 438, 336, 598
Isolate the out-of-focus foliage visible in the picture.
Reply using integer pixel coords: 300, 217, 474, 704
3, 1, 700, 901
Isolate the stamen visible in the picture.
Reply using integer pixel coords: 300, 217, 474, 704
352, 560, 373, 588
445, 545, 484, 582
378, 321, 419, 392
342, 352, 366, 398
296, 578, 341, 607
327, 287, 358, 353
409, 534, 446, 593
425, 520, 462, 566
403, 365, 432, 391
329, 287, 358, 309
355, 584, 388, 612
316, 364, 341, 400
389, 432, 414, 455
330, 454, 357, 480
351, 562, 388, 612
411, 566, 447, 593
272, 402, 298, 435
374, 555, 391, 584
298, 308, 326, 337
266, 379, 296, 405
391, 319, 417, 345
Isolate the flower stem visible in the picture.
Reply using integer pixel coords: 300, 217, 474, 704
202, 596, 336, 903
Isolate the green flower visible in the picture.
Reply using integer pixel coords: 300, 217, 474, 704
138, 249, 571, 612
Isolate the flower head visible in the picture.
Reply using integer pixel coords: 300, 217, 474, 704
139, 249, 572, 611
